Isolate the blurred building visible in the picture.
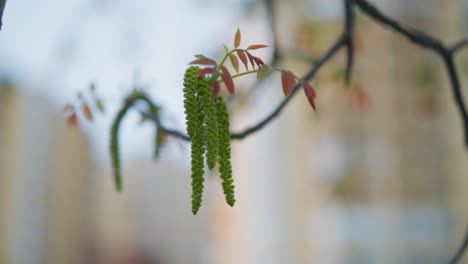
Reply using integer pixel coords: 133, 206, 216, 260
0, 84, 92, 264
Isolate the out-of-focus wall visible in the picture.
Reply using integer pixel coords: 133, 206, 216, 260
0, 85, 91, 264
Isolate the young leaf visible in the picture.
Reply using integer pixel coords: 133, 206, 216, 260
220, 66, 235, 95
229, 54, 240, 73
198, 67, 216, 77
211, 81, 221, 99
194, 54, 215, 62
281, 70, 296, 96
252, 56, 265, 67
257, 65, 273, 79
96, 99, 105, 113
236, 50, 248, 70
223, 45, 229, 55
234, 28, 241, 48
246, 52, 256, 69
82, 103, 93, 121
189, 58, 216, 66
67, 112, 77, 127
247, 44, 268, 50
302, 80, 317, 111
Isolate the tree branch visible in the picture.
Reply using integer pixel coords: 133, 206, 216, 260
451, 37, 468, 54
0, 0, 6, 30
344, 0, 355, 84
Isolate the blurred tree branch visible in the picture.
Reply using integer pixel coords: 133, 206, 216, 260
0, 0, 6, 30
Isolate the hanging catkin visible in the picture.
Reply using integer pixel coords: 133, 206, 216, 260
215, 96, 236, 206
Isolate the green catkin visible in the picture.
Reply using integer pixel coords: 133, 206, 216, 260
199, 79, 219, 170
183, 66, 206, 214
110, 91, 159, 192
183, 66, 200, 138
110, 103, 132, 192
215, 96, 236, 206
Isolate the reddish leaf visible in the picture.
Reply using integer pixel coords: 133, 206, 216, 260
252, 56, 265, 67
189, 58, 216, 66
237, 50, 248, 70
234, 28, 241, 48
67, 112, 77, 127
351, 87, 371, 110
229, 54, 240, 73
194, 54, 216, 62
82, 104, 93, 121
246, 52, 256, 70
220, 66, 235, 95
211, 81, 220, 99
197, 67, 216, 77
281, 70, 296, 96
247, 44, 269, 50
302, 80, 317, 111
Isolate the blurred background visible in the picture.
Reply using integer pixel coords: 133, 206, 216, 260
1, 0, 468, 263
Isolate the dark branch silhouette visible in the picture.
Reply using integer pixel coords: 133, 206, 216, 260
0, 0, 6, 30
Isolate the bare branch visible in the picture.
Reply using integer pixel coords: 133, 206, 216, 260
451, 37, 468, 54
344, 0, 355, 84
0, 0, 6, 30
351, 0, 446, 53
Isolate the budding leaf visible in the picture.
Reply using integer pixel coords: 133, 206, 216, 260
67, 112, 77, 127
189, 58, 216, 66
229, 54, 240, 73
82, 104, 93, 121
211, 81, 221, 99
198, 67, 216, 77
220, 66, 235, 95
302, 80, 317, 111
257, 65, 273, 79
96, 99, 105, 113
281, 70, 296, 96
247, 44, 268, 50
237, 50, 248, 70
234, 28, 241, 48
252, 56, 265, 67
246, 52, 256, 69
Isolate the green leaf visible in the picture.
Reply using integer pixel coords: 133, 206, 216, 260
95, 99, 105, 113
223, 45, 229, 55
256, 65, 272, 79
229, 54, 240, 73
234, 28, 241, 48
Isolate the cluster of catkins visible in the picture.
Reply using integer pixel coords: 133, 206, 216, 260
183, 66, 235, 214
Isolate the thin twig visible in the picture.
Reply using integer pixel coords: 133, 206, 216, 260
0, 0, 6, 30
344, 0, 355, 84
